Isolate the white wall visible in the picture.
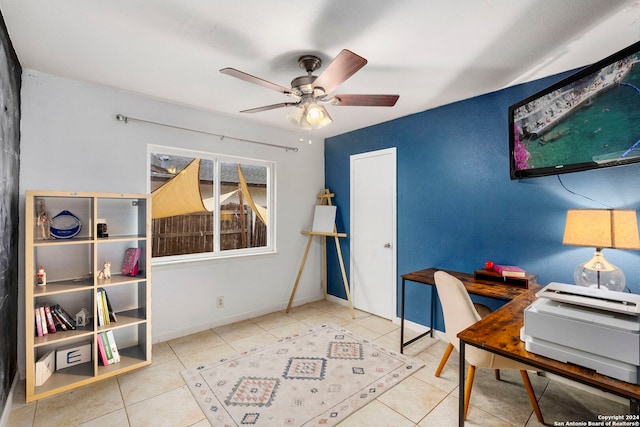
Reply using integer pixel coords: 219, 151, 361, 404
18, 71, 327, 373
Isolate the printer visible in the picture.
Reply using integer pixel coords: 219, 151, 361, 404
523, 282, 640, 384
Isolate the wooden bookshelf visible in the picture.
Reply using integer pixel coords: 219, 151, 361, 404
25, 190, 151, 402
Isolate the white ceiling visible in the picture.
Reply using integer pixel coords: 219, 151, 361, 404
1, 0, 640, 139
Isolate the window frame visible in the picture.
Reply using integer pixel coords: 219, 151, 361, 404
148, 144, 276, 265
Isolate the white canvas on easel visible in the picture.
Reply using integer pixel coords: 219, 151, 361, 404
312, 205, 337, 233
287, 189, 354, 319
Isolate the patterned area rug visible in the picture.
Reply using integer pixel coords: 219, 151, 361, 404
181, 323, 423, 426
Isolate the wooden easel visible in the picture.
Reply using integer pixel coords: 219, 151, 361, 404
286, 189, 354, 318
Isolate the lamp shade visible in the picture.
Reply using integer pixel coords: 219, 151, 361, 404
285, 102, 332, 130
285, 105, 311, 130
562, 209, 640, 250
563, 209, 640, 291
305, 103, 333, 129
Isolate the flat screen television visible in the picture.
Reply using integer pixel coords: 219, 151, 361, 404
509, 41, 640, 180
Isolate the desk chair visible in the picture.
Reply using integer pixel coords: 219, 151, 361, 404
433, 270, 544, 423
435, 302, 497, 379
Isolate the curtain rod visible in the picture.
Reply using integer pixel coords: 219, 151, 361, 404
115, 114, 299, 152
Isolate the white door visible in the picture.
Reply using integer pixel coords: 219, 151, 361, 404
350, 148, 396, 319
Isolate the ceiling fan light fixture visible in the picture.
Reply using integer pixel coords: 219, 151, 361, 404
305, 103, 324, 123
285, 105, 311, 130
222, 50, 396, 130
305, 103, 333, 129
285, 105, 302, 125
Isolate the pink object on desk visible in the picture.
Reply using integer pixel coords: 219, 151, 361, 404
494, 265, 526, 277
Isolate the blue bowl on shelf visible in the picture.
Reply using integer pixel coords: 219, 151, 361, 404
50, 210, 82, 239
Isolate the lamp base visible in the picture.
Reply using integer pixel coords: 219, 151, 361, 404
574, 250, 625, 292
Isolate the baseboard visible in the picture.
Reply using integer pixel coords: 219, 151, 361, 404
324, 299, 448, 341
0, 372, 20, 427
153, 294, 325, 343
392, 316, 446, 341
325, 294, 349, 306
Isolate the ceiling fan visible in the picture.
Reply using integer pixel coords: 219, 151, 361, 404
220, 49, 399, 130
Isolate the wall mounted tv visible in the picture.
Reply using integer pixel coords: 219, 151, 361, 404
509, 41, 640, 180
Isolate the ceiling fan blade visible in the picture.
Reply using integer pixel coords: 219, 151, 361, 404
220, 68, 292, 95
240, 102, 298, 113
312, 49, 367, 94
331, 94, 399, 107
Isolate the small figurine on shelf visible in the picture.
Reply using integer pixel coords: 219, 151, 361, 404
36, 266, 47, 287
97, 262, 112, 279
75, 308, 91, 327
36, 199, 51, 239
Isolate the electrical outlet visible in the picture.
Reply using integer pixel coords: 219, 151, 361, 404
217, 296, 224, 308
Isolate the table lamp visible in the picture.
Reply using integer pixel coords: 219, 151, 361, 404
562, 209, 640, 291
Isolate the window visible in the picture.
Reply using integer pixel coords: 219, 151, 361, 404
149, 146, 274, 262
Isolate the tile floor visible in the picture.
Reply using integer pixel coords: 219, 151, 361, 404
7, 300, 630, 426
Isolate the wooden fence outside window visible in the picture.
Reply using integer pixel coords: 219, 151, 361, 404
151, 203, 266, 257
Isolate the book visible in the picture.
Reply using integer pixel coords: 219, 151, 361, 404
34, 307, 43, 337
96, 332, 110, 365
51, 310, 68, 331
52, 304, 74, 330
100, 289, 110, 325
99, 332, 114, 364
105, 330, 121, 364
96, 290, 105, 327
43, 305, 57, 334
98, 287, 117, 323
52, 304, 76, 330
38, 306, 48, 336
493, 265, 526, 278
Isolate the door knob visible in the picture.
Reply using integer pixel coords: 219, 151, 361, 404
384, 243, 391, 248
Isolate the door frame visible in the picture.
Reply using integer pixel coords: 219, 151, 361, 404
349, 147, 397, 319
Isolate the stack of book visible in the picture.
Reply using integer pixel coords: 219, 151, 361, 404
493, 265, 526, 278
97, 330, 121, 366
34, 304, 76, 337
96, 288, 117, 327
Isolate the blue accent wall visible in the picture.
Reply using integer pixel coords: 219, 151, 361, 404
324, 71, 640, 332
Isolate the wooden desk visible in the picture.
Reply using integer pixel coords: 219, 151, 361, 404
400, 268, 532, 353
457, 288, 640, 426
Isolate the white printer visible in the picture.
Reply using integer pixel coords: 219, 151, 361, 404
523, 282, 640, 384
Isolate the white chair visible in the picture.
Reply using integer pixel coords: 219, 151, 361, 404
433, 270, 544, 422
435, 301, 499, 379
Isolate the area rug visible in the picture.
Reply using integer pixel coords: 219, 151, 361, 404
181, 323, 424, 426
